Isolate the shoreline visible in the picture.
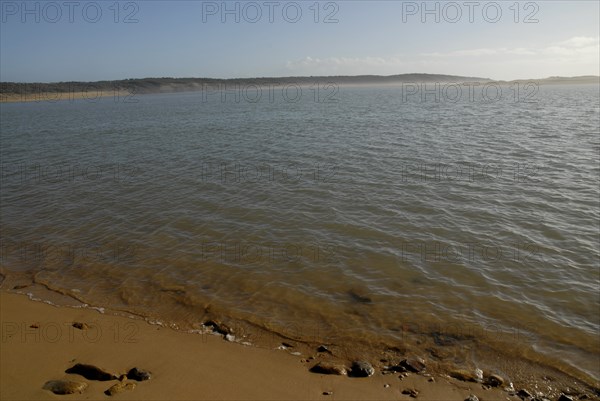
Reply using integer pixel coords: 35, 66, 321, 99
1, 286, 598, 400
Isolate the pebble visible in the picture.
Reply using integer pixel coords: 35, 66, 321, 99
317, 345, 330, 353
72, 322, 89, 330
127, 367, 152, 381
323, 391, 333, 395
225, 334, 235, 342
105, 382, 136, 396
449, 369, 478, 382
309, 362, 347, 376
65, 363, 117, 381
384, 384, 390, 388
349, 361, 375, 377
43, 380, 87, 395
402, 388, 419, 398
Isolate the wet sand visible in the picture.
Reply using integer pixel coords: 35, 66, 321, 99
0, 290, 517, 401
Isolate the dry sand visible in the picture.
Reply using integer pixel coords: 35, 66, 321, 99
0, 291, 515, 401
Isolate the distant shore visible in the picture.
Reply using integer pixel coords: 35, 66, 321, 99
1, 74, 597, 104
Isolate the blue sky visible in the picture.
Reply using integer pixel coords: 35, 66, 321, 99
1, 1, 598, 82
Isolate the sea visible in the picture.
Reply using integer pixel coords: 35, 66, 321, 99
1, 82, 598, 386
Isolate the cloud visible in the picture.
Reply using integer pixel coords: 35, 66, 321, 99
284, 37, 600, 80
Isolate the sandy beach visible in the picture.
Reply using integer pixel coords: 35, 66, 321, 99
0, 290, 522, 401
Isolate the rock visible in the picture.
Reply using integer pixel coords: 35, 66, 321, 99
484, 373, 505, 387
105, 381, 136, 396
402, 388, 419, 398
464, 395, 479, 401
29, 324, 39, 329
317, 345, 331, 353
348, 289, 372, 304
127, 367, 152, 381
72, 322, 89, 330
400, 357, 426, 373
323, 391, 333, 395
13, 284, 29, 289
281, 342, 294, 348
449, 369, 478, 382
309, 362, 347, 376
349, 361, 374, 377
65, 363, 117, 381
203, 320, 233, 335
384, 383, 390, 388
43, 380, 87, 395
517, 389, 532, 399
225, 334, 235, 342
558, 396, 574, 401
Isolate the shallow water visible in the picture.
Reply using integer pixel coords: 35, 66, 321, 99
1, 83, 599, 384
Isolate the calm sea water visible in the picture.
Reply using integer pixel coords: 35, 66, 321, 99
1, 84, 599, 384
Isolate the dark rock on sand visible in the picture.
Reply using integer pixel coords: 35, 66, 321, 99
402, 388, 419, 398
105, 381, 136, 396
72, 322, 89, 330
349, 361, 374, 377
317, 345, 331, 353
309, 362, 347, 375
449, 369, 478, 382
127, 367, 152, 381
43, 380, 87, 395
400, 357, 426, 373
203, 320, 233, 335
65, 363, 117, 381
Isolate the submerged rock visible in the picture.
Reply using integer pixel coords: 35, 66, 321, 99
127, 367, 151, 381
349, 361, 374, 377
309, 362, 347, 375
43, 380, 87, 395
65, 363, 117, 381
105, 381, 136, 396
347, 290, 372, 304
484, 373, 505, 387
516, 389, 532, 399
400, 357, 426, 373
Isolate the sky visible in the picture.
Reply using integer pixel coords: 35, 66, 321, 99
0, 0, 598, 82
